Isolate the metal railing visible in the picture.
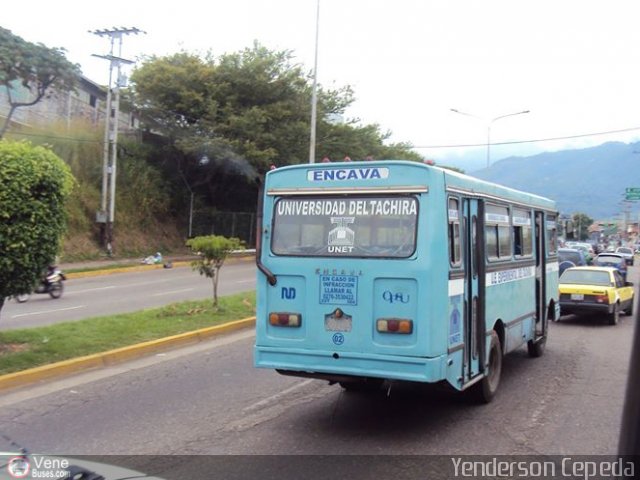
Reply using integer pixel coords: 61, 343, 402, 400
191, 211, 256, 247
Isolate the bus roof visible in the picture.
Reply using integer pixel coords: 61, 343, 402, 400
266, 160, 556, 211
441, 164, 556, 211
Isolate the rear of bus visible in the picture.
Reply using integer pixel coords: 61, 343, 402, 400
254, 161, 456, 388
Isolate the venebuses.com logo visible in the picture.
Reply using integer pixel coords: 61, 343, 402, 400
7, 456, 30, 478
6, 455, 71, 479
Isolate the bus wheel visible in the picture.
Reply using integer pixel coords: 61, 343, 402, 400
470, 331, 502, 404
527, 336, 546, 358
339, 378, 384, 393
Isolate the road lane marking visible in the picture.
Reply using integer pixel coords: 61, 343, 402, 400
234, 280, 255, 284
243, 379, 315, 413
69, 286, 116, 294
11, 305, 86, 318
151, 288, 195, 297
228, 379, 334, 432
120, 278, 182, 288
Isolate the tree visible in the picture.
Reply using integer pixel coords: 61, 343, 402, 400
129, 44, 423, 214
571, 212, 594, 241
0, 140, 75, 318
186, 235, 244, 308
130, 44, 315, 175
317, 122, 423, 162
0, 27, 80, 138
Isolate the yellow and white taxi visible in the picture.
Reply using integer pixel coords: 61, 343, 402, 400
559, 266, 634, 325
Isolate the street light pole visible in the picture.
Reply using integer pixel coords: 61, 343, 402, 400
450, 108, 530, 168
309, 0, 320, 164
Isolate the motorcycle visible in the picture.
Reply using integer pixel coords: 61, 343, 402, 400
15, 265, 66, 303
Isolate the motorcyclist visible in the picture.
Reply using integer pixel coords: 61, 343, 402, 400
43, 264, 66, 284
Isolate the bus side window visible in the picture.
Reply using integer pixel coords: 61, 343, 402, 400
546, 214, 558, 255
448, 197, 461, 266
485, 225, 499, 260
485, 204, 511, 261
513, 227, 523, 256
513, 208, 532, 258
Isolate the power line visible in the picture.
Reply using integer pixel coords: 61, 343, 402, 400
411, 126, 640, 149
7, 120, 640, 151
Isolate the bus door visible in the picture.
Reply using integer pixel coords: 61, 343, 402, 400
462, 198, 485, 382
534, 211, 547, 338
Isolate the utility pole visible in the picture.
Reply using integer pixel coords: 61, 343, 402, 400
91, 27, 145, 254
308, 0, 320, 164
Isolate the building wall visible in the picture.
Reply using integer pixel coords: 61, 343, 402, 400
0, 76, 138, 133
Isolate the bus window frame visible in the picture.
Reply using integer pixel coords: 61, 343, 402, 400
269, 194, 420, 259
512, 207, 534, 259
485, 203, 512, 263
448, 196, 462, 268
546, 214, 559, 257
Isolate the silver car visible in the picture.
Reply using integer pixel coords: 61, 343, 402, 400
616, 246, 635, 266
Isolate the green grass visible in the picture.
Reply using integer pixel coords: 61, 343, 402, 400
0, 292, 256, 375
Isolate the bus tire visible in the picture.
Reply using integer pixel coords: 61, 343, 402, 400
470, 331, 502, 404
608, 303, 619, 326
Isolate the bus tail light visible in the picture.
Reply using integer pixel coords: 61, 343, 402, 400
269, 312, 302, 327
376, 318, 413, 334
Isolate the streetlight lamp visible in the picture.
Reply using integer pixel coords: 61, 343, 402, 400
450, 108, 530, 168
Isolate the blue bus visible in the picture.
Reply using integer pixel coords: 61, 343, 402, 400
254, 160, 559, 402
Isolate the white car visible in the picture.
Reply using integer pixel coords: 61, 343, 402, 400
616, 246, 635, 266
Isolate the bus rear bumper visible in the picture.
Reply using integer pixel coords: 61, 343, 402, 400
254, 346, 447, 384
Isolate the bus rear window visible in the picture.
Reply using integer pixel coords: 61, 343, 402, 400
271, 196, 418, 258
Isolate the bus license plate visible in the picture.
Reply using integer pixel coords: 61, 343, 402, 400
325, 316, 352, 332
571, 294, 584, 301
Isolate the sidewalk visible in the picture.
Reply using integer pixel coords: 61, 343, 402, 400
59, 254, 195, 279
59, 249, 256, 278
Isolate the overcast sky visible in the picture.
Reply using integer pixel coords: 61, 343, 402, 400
5, 0, 640, 169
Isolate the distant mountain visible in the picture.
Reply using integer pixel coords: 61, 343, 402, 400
470, 141, 640, 219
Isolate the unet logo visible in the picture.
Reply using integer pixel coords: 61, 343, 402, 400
307, 167, 389, 182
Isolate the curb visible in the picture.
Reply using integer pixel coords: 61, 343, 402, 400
65, 253, 255, 279
0, 316, 256, 392
65, 261, 192, 279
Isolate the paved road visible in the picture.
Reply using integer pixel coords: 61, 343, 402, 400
0, 265, 636, 479
0, 313, 635, 473
0, 260, 257, 330
0, 267, 636, 464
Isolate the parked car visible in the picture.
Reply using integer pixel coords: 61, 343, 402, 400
615, 246, 635, 266
559, 266, 634, 325
558, 247, 588, 275
592, 252, 628, 281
